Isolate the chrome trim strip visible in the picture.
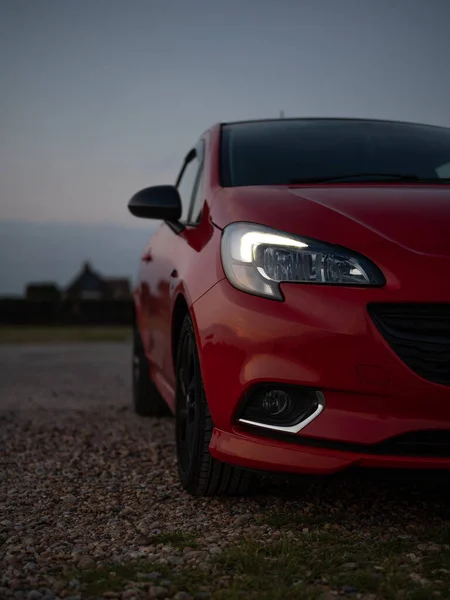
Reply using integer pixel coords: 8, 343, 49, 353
238, 391, 325, 434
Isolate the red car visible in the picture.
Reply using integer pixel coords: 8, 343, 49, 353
128, 118, 450, 496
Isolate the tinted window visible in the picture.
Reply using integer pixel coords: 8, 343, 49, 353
189, 168, 204, 223
221, 119, 450, 186
177, 154, 201, 220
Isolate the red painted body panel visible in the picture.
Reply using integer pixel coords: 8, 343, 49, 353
134, 122, 450, 475
135, 210, 224, 410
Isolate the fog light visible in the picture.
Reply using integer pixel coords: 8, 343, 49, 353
237, 384, 325, 433
261, 390, 291, 416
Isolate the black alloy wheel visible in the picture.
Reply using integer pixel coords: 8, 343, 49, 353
175, 314, 255, 496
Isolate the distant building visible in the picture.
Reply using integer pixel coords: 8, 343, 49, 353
64, 261, 131, 301
25, 283, 61, 302
23, 262, 132, 302
104, 278, 132, 300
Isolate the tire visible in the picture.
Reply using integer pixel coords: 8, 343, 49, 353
175, 314, 256, 496
132, 325, 172, 417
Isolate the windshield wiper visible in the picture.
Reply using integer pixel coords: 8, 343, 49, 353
289, 174, 450, 184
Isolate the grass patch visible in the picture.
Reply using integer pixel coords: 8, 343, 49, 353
421, 522, 450, 546
0, 326, 132, 344
150, 531, 200, 549
67, 510, 450, 598
72, 561, 165, 597
70, 559, 209, 599
213, 530, 450, 599
69, 528, 450, 600
258, 507, 349, 530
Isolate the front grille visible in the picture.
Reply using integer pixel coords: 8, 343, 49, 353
368, 303, 450, 386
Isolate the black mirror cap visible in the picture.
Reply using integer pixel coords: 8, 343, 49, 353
127, 185, 182, 221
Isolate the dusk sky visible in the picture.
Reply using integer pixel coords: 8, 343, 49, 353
1, 0, 449, 228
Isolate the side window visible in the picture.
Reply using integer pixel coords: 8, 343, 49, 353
188, 168, 204, 224
176, 153, 201, 221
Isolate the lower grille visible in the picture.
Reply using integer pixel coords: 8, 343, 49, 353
375, 430, 450, 457
248, 425, 450, 458
368, 303, 450, 386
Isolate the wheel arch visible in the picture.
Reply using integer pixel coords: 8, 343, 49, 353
171, 291, 207, 373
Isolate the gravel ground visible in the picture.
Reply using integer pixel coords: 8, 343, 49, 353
1, 343, 450, 600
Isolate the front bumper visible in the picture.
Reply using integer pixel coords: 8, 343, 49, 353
209, 428, 450, 473
191, 276, 450, 474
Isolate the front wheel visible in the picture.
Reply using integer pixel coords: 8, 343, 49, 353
175, 314, 255, 496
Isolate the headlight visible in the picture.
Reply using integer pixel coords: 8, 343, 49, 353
220, 222, 385, 300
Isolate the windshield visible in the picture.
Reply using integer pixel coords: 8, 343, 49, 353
220, 119, 450, 186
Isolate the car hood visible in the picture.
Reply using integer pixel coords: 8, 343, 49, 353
211, 184, 450, 257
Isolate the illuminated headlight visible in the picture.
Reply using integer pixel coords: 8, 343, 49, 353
220, 222, 385, 300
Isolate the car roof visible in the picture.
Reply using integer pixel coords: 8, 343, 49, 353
218, 116, 449, 131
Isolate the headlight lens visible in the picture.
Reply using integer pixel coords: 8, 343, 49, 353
221, 222, 385, 300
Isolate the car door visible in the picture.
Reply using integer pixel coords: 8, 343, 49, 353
140, 141, 205, 402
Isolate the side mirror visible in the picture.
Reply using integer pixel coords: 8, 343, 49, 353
127, 185, 182, 221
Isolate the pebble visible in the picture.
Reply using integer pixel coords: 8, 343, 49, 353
1, 519, 13, 527
183, 550, 208, 561
342, 585, 358, 594
77, 556, 95, 568
148, 587, 168, 599
417, 543, 428, 551
62, 494, 76, 504
173, 593, 192, 600
137, 572, 161, 580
